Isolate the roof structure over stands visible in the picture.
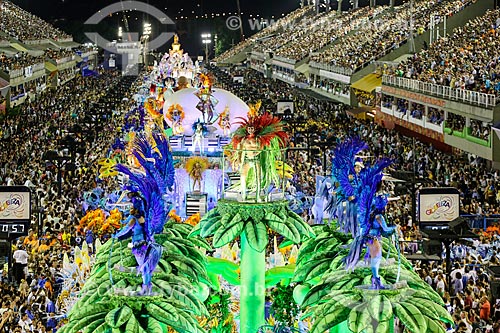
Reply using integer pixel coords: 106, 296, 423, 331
351, 73, 382, 93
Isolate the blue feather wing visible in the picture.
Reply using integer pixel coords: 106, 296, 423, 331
115, 134, 170, 239
115, 164, 145, 194
357, 158, 393, 236
152, 133, 176, 190
331, 137, 368, 198
133, 151, 167, 194
146, 192, 166, 237
134, 137, 153, 159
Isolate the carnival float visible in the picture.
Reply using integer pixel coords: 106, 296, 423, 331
158, 34, 199, 81
59, 57, 454, 333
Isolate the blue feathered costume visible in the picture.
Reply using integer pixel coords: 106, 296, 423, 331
331, 137, 397, 289
113, 132, 175, 295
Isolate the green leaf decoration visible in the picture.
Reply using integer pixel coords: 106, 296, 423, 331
423, 315, 446, 333
378, 295, 394, 322
207, 257, 240, 285
82, 318, 106, 333
147, 317, 164, 333
244, 221, 268, 252
213, 213, 245, 247
266, 217, 301, 244
68, 302, 112, 320
348, 303, 370, 333
392, 302, 427, 333
404, 297, 453, 325
105, 306, 133, 328
310, 300, 353, 333
265, 265, 296, 288
71, 312, 108, 333
124, 315, 140, 333
93, 322, 110, 333
59, 216, 209, 333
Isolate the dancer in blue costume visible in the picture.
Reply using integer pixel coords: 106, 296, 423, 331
113, 195, 162, 295
361, 195, 397, 289
344, 155, 396, 289
332, 137, 398, 289
326, 137, 368, 236
112, 132, 175, 295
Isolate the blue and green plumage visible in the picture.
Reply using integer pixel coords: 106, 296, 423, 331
113, 132, 175, 294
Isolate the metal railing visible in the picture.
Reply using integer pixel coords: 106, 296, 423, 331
33, 62, 45, 72
309, 61, 354, 76
56, 56, 74, 65
24, 39, 50, 45
273, 55, 296, 65
57, 37, 74, 43
9, 68, 23, 78
383, 75, 498, 109
462, 214, 500, 231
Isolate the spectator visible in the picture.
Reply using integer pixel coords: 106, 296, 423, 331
481, 296, 491, 321
13, 245, 28, 285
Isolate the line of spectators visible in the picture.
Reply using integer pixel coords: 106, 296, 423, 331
0, 68, 144, 333
382, 9, 500, 98
311, 0, 473, 72
214, 6, 313, 63
274, 6, 386, 62
0, 53, 45, 74
0, 0, 71, 42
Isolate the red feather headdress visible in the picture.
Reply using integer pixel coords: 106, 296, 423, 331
231, 112, 289, 149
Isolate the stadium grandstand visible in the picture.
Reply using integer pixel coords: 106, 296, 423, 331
217, 0, 500, 167
213, 5, 315, 64
0, 1, 99, 109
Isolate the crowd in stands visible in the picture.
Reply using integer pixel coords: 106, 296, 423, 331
253, 10, 329, 55
0, 53, 45, 74
382, 9, 500, 98
312, 0, 473, 72
0, 49, 77, 79
0, 0, 71, 42
471, 119, 491, 142
446, 113, 466, 132
382, 96, 447, 126
427, 106, 445, 125
45, 50, 74, 62
0, 68, 142, 332
275, 6, 385, 61
214, 5, 313, 63
57, 68, 76, 85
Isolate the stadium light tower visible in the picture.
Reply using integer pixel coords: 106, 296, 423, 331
143, 23, 152, 38
143, 23, 152, 65
408, 0, 415, 53
201, 33, 212, 62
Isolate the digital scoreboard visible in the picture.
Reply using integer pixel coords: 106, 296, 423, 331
0, 186, 31, 239
418, 187, 460, 226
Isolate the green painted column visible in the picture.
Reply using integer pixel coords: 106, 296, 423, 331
239, 232, 266, 333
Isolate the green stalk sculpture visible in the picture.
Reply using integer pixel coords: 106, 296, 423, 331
240, 232, 266, 333
192, 200, 314, 333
